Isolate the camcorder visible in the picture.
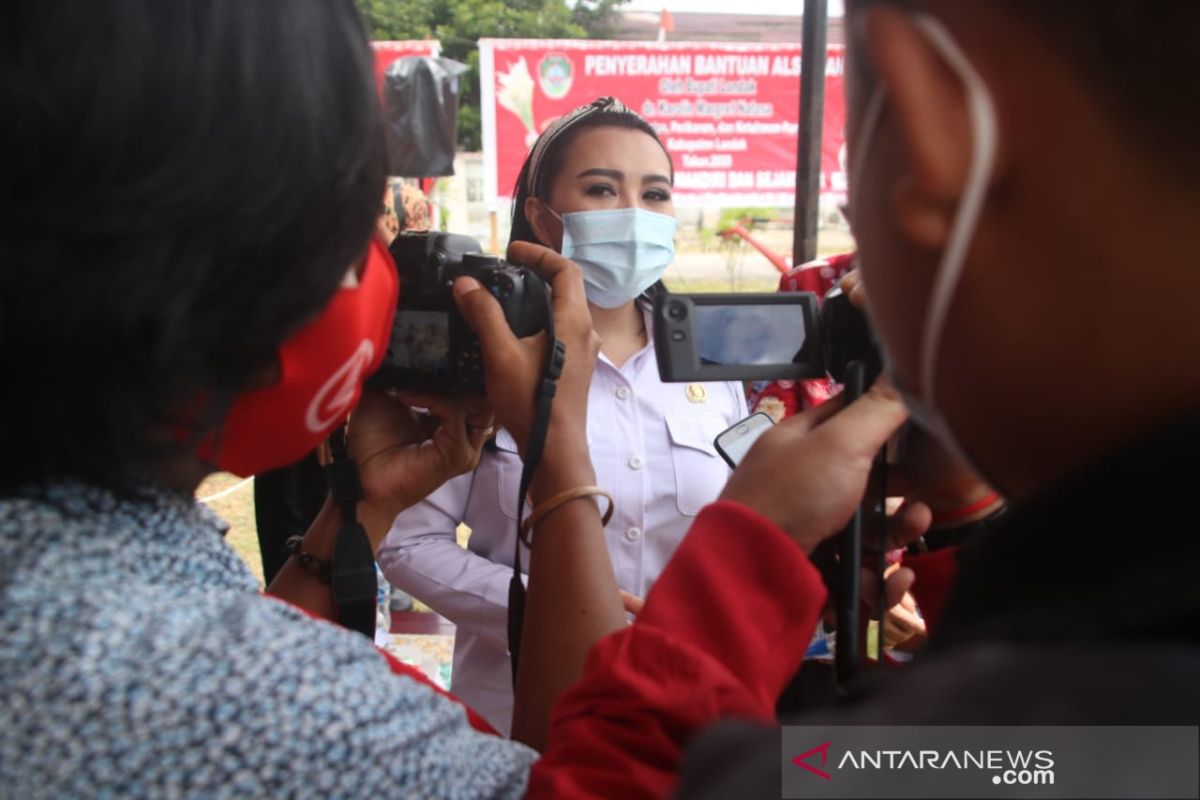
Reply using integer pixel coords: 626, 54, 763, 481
368, 232, 550, 393
653, 288, 882, 385
654, 288, 890, 689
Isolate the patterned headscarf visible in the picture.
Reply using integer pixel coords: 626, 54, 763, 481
396, 183, 430, 232
524, 96, 634, 196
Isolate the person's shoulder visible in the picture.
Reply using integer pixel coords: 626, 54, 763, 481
3, 585, 534, 796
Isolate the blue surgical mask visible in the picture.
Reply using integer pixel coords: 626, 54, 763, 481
553, 207, 677, 309
848, 14, 998, 464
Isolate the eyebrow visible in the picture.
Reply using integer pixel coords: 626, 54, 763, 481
575, 167, 672, 186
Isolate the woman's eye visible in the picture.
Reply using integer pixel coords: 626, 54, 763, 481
584, 183, 617, 197
645, 189, 672, 202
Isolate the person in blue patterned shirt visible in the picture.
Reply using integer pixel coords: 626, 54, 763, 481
0, 1, 586, 795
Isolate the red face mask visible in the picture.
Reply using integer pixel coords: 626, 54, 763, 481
200, 238, 399, 477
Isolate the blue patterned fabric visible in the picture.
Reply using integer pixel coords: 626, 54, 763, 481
0, 482, 535, 798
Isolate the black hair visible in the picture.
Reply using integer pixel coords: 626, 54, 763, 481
0, 0, 386, 493
509, 109, 675, 248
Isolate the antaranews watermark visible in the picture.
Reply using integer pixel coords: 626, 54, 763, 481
781, 726, 1197, 799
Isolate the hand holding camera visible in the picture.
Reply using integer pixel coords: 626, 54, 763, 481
344, 388, 492, 541
720, 380, 925, 554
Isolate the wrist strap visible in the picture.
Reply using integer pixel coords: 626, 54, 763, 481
519, 486, 614, 548
930, 491, 1002, 527
913, 504, 1008, 553
326, 426, 377, 639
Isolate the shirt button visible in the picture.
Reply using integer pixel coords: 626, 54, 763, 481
628, 455, 644, 470
615, 386, 631, 400
625, 527, 643, 542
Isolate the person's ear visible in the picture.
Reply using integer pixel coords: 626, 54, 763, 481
863, 8, 1001, 249
524, 196, 563, 251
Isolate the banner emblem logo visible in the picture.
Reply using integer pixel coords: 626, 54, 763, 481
538, 53, 574, 99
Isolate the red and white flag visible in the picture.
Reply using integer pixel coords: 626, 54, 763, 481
657, 7, 674, 41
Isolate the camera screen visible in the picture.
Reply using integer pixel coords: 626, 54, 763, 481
389, 310, 451, 377
694, 304, 808, 366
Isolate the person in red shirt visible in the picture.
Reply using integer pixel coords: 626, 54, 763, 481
518, 0, 1200, 794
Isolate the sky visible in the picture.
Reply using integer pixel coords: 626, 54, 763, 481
621, 0, 844, 16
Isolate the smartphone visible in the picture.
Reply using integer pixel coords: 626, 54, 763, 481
653, 292, 824, 383
714, 412, 776, 469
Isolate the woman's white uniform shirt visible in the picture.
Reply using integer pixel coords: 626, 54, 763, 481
378, 313, 747, 734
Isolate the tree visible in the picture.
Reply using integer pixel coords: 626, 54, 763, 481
570, 0, 629, 39
357, 0, 628, 149
357, 0, 436, 40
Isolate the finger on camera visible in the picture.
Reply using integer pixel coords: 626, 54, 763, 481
755, 393, 847, 447
885, 566, 915, 610
357, 387, 420, 422
453, 276, 517, 351
839, 269, 867, 308
506, 241, 588, 319
884, 500, 931, 552
814, 378, 908, 460
400, 393, 470, 428
859, 563, 915, 612
349, 389, 426, 449
857, 504, 929, 579
461, 394, 494, 419
392, 391, 450, 415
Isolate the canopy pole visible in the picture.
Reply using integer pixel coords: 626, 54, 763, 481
793, 0, 829, 267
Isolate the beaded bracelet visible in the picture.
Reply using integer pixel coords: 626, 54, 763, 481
283, 535, 332, 584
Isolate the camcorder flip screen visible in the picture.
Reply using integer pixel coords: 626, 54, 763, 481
653, 292, 824, 382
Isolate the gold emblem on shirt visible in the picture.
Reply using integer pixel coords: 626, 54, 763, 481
686, 383, 707, 403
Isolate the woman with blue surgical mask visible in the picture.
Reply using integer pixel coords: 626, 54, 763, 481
378, 97, 748, 734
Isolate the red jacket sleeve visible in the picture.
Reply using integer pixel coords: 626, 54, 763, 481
527, 500, 827, 798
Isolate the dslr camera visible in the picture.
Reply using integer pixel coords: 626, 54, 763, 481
368, 232, 550, 393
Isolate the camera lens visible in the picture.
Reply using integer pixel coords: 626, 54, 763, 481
667, 301, 688, 322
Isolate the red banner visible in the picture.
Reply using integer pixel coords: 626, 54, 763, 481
480, 39, 846, 208
371, 40, 441, 91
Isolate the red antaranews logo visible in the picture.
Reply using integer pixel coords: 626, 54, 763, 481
792, 741, 832, 780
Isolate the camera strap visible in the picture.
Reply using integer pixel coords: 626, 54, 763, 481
326, 426, 378, 638
833, 361, 890, 689
507, 318, 567, 686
